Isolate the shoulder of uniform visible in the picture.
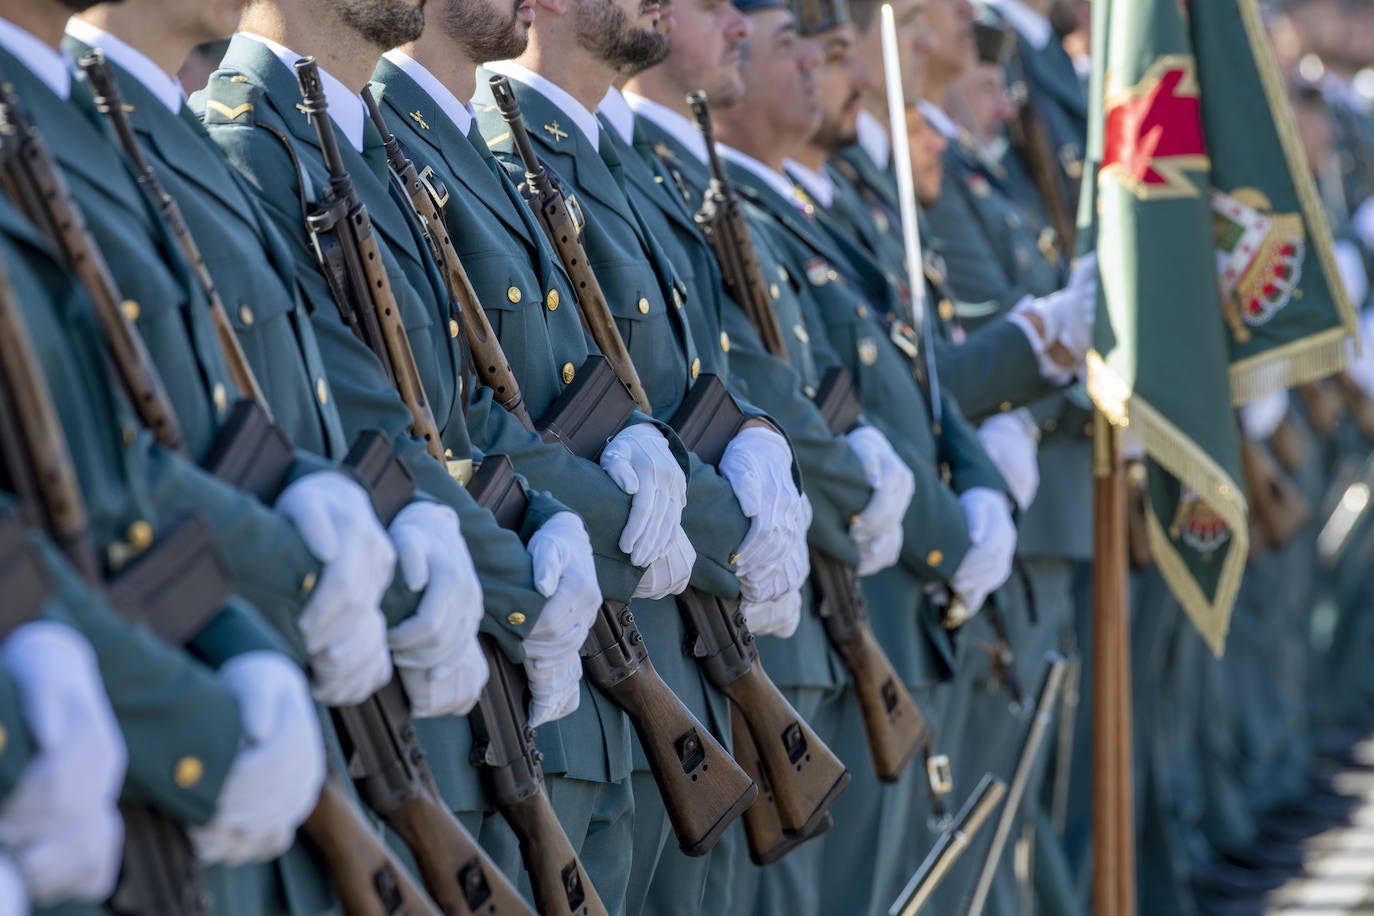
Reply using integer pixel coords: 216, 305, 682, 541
195, 70, 263, 126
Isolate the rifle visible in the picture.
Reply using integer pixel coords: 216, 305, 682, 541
979, 597, 1026, 712
686, 90, 926, 786
887, 773, 1007, 916
1005, 44, 1076, 258
967, 656, 1068, 916
363, 96, 757, 857
292, 58, 548, 915
1239, 438, 1312, 552
488, 75, 652, 414
686, 92, 788, 362
1336, 372, 1374, 443
1296, 379, 1344, 441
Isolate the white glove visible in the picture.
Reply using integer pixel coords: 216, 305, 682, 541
0, 854, 25, 916
742, 589, 803, 639
1239, 390, 1289, 442
950, 487, 1017, 614
845, 426, 915, 575
631, 527, 696, 599
274, 471, 394, 705
401, 639, 489, 723
388, 501, 486, 717
977, 412, 1040, 511
719, 427, 812, 603
523, 513, 600, 727
601, 425, 689, 567
1011, 253, 1096, 381
0, 623, 126, 906
189, 652, 325, 867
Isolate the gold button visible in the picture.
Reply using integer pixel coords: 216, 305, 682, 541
638, 297, 651, 315
690, 357, 701, 379
122, 425, 138, 445
793, 324, 810, 344
926, 549, 944, 567
300, 571, 317, 596
999, 401, 1013, 412
212, 383, 228, 415
316, 378, 329, 405
507, 612, 527, 626
445, 448, 454, 458
1043, 418, 1058, 433
507, 286, 522, 304
121, 299, 140, 322
174, 756, 204, 789
769, 283, 781, 300
720, 331, 730, 353
562, 362, 576, 384
546, 289, 560, 311
672, 289, 683, 309
938, 300, 954, 321
856, 304, 868, 318
126, 520, 153, 553
826, 268, 838, 281
449, 318, 460, 338
238, 304, 254, 326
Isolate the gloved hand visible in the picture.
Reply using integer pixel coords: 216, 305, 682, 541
0, 623, 126, 906
720, 427, 812, 603
845, 426, 915, 575
189, 652, 325, 867
600, 425, 689, 567
631, 527, 696, 599
523, 513, 600, 727
950, 487, 1017, 614
1239, 390, 1289, 442
387, 501, 486, 717
1012, 253, 1096, 381
0, 854, 25, 916
742, 589, 803, 639
976, 411, 1040, 511
274, 471, 394, 704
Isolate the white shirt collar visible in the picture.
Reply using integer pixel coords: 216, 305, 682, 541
784, 159, 835, 209
0, 17, 70, 99
382, 49, 475, 137
855, 108, 890, 171
597, 86, 635, 147
919, 100, 959, 141
485, 60, 601, 152
65, 19, 184, 115
623, 92, 709, 164
718, 144, 805, 211
239, 32, 365, 151
980, 0, 1052, 51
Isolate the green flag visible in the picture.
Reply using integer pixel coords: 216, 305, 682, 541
1084, 0, 1358, 654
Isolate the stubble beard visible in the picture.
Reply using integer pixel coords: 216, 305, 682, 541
338, 0, 426, 49
575, 0, 670, 74
444, 0, 528, 62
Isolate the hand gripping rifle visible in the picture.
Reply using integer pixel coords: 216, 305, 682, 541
687, 92, 927, 786
361, 91, 757, 857
292, 58, 553, 916
490, 77, 849, 850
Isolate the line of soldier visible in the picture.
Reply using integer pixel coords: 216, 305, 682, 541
0, 0, 1132, 914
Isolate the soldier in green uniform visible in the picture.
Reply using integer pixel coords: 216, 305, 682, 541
468, 0, 822, 904
707, 4, 1023, 911
620, 4, 922, 910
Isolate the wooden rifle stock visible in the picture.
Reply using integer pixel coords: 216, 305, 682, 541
487, 75, 652, 414
1297, 379, 1344, 440
294, 58, 446, 467
1240, 438, 1311, 552
730, 703, 833, 865
685, 92, 788, 363
0, 71, 184, 454
364, 83, 758, 853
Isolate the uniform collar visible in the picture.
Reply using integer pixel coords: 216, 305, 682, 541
718, 144, 804, 210
598, 86, 635, 146
919, 100, 959, 141
624, 92, 709, 164
0, 17, 70, 99
785, 158, 835, 208
238, 32, 365, 151
382, 48, 474, 137
65, 19, 184, 114
485, 60, 601, 151
855, 108, 890, 170
981, 0, 1052, 51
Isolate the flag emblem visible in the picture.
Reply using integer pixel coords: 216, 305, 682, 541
1212, 187, 1305, 342
1101, 55, 1210, 200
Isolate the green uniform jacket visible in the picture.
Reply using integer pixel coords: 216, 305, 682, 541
724, 158, 1007, 687
473, 72, 759, 740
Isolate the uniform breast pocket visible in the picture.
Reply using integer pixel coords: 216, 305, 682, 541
204, 253, 303, 385
461, 250, 557, 377
587, 259, 684, 398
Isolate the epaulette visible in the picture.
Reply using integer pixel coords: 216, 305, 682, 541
198, 70, 261, 125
